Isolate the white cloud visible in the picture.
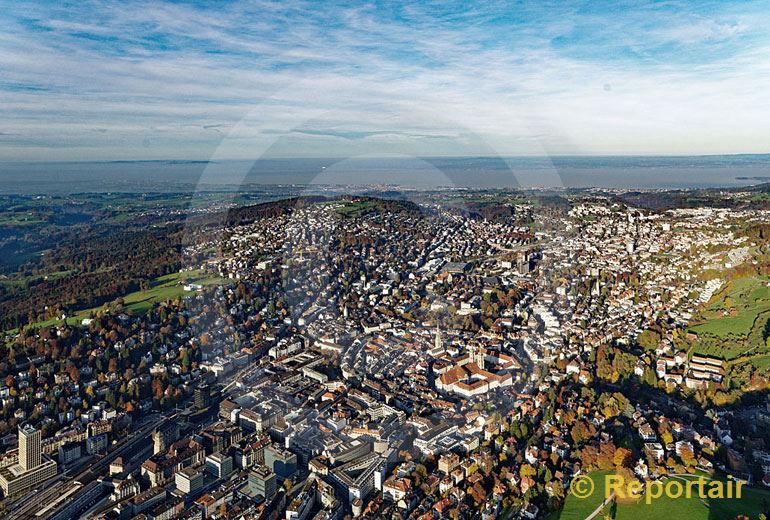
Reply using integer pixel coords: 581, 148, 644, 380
0, 0, 769, 159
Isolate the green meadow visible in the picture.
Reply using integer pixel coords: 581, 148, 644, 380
689, 276, 770, 360
19, 270, 228, 331
553, 472, 770, 520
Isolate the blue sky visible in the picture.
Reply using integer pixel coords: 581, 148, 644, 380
1, 0, 769, 160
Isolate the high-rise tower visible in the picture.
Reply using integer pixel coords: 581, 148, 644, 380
0, 424, 56, 496
19, 424, 41, 471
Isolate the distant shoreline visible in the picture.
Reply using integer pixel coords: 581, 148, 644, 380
0, 155, 769, 194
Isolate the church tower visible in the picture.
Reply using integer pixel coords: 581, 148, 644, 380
469, 343, 485, 368
431, 325, 444, 356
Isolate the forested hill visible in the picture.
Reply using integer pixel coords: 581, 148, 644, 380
0, 195, 423, 330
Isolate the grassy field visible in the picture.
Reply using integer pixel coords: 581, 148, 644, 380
335, 200, 377, 218
552, 471, 611, 520
0, 270, 74, 288
736, 354, 770, 371
689, 276, 770, 360
20, 270, 228, 330
118, 270, 228, 313
553, 472, 770, 520
691, 276, 770, 337
0, 214, 47, 226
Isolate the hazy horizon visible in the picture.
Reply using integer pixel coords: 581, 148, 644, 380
2, 154, 769, 195
4, 151, 770, 164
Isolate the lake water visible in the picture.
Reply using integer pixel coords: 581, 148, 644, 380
0, 155, 769, 194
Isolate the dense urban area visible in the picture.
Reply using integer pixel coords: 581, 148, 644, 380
1, 184, 770, 520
